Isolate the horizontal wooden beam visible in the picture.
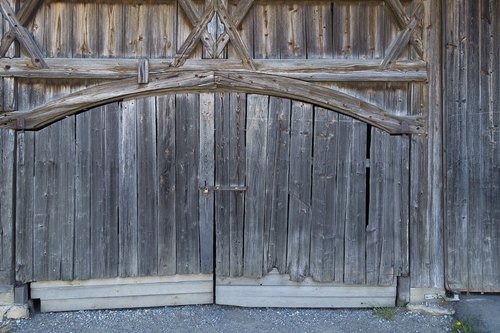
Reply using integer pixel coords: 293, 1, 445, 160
0, 58, 427, 82
0, 70, 424, 134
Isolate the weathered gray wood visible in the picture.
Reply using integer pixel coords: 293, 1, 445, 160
175, 94, 200, 275
216, 270, 396, 308
310, 107, 338, 282
0, 58, 428, 82
0, 71, 424, 135
118, 100, 138, 277
89, 109, 106, 279
15, 82, 35, 282
0, 0, 44, 57
199, 93, 214, 275
32, 274, 213, 312
215, 92, 231, 277
74, 111, 93, 279
243, 94, 268, 278
103, 103, 120, 278
263, 97, 290, 274
338, 116, 367, 285
228, 93, 246, 277
0, 128, 15, 285
156, 95, 177, 276
137, 97, 158, 276
305, 3, 333, 59
253, 3, 278, 59
0, 0, 47, 67
286, 101, 313, 282
98, 2, 124, 57
124, 3, 149, 58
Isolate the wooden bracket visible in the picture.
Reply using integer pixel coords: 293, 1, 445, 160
0, 0, 47, 68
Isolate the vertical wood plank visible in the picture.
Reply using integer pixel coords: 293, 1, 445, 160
215, 93, 231, 277
0, 129, 15, 285
118, 100, 138, 277
98, 2, 124, 57
228, 93, 246, 277
279, 3, 305, 59
337, 116, 367, 285
305, 3, 333, 59
286, 101, 313, 282
15, 82, 34, 282
244, 95, 268, 278
310, 108, 338, 282
263, 97, 290, 275
175, 94, 200, 275
124, 3, 149, 58
137, 97, 158, 276
103, 103, 120, 278
253, 3, 278, 59
157, 95, 177, 276
149, 2, 176, 58
199, 93, 214, 275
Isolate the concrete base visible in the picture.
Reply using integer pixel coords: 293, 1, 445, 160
0, 305, 30, 320
410, 287, 447, 303
0, 286, 14, 305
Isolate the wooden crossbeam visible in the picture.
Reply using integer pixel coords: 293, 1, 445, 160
0, 0, 47, 68
385, 0, 424, 58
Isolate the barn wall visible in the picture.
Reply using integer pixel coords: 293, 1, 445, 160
444, 0, 500, 293
10, 0, 416, 284
0, 0, 16, 287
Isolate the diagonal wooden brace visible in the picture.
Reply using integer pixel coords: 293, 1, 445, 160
215, 0, 254, 57
385, 0, 424, 58
178, 0, 216, 58
217, 4, 256, 70
0, 0, 47, 68
172, 4, 216, 68
381, 18, 418, 68
0, 0, 44, 57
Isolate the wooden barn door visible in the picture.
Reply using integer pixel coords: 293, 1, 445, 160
207, 92, 410, 308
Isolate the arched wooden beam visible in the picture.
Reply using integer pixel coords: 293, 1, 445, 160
0, 70, 425, 134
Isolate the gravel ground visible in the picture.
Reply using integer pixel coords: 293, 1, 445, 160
1, 305, 453, 333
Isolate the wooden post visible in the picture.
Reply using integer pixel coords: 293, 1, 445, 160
409, 0, 445, 302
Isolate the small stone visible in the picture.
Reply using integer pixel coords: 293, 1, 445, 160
6, 305, 30, 320
407, 303, 455, 316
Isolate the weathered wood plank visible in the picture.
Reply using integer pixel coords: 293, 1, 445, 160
137, 97, 158, 276
253, 3, 278, 59
118, 100, 138, 277
310, 107, 338, 282
263, 97, 290, 274
175, 93, 200, 275
243, 94, 268, 278
98, 2, 124, 57
215, 92, 231, 277
157, 95, 177, 276
305, 3, 332, 59
124, 3, 149, 58
103, 103, 120, 278
216, 270, 396, 308
228, 92, 246, 277
0, 128, 15, 285
286, 101, 313, 282
337, 115, 367, 285
199, 93, 214, 275
149, 1, 176, 58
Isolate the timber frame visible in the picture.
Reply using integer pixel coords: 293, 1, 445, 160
0, 0, 428, 133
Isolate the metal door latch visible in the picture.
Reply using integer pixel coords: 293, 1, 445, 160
199, 184, 247, 194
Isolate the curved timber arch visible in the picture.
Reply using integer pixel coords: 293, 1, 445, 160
0, 70, 424, 134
